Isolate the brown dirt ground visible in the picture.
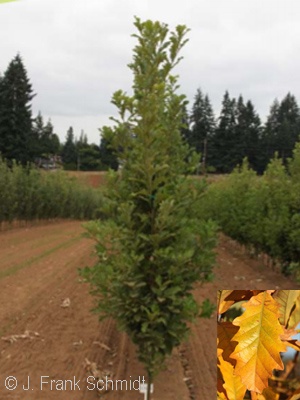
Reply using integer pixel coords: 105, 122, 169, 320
65, 170, 225, 188
0, 222, 299, 400
66, 171, 107, 188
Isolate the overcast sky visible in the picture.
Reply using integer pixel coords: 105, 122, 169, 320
1, 0, 300, 144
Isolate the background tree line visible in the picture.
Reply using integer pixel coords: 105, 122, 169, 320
184, 88, 300, 174
0, 54, 118, 171
1, 54, 299, 173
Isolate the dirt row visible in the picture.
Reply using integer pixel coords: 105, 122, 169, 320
0, 222, 298, 400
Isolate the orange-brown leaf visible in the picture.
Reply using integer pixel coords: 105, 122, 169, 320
218, 290, 251, 314
218, 321, 239, 363
280, 327, 299, 341
230, 291, 286, 393
217, 336, 223, 358
288, 293, 300, 329
218, 352, 247, 400
286, 388, 300, 400
282, 339, 300, 351
218, 290, 235, 314
273, 290, 300, 327
257, 386, 280, 400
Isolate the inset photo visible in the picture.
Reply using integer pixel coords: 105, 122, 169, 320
217, 290, 300, 400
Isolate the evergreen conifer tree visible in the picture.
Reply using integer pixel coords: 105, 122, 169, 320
31, 111, 44, 159
0, 54, 35, 164
79, 143, 101, 171
99, 136, 119, 170
32, 113, 60, 159
189, 89, 215, 164
62, 126, 77, 169
259, 99, 280, 171
261, 94, 300, 171
44, 120, 60, 155
235, 96, 261, 171
277, 93, 300, 160
210, 90, 237, 172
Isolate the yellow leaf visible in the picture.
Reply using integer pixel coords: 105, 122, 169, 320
273, 290, 300, 327
217, 361, 227, 397
283, 339, 300, 351
217, 391, 228, 400
280, 327, 300, 350
218, 353, 247, 400
218, 290, 235, 314
257, 386, 280, 400
288, 294, 300, 329
218, 290, 251, 315
230, 292, 286, 393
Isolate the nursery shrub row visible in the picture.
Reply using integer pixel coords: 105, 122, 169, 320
198, 143, 300, 276
0, 158, 103, 223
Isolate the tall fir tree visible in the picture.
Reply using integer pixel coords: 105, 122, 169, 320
99, 136, 119, 170
0, 54, 35, 165
188, 89, 215, 169
79, 143, 102, 171
259, 99, 280, 172
277, 93, 300, 159
210, 90, 237, 172
31, 111, 44, 158
62, 126, 77, 169
261, 94, 300, 171
32, 113, 60, 158
43, 119, 60, 155
235, 96, 262, 171
76, 129, 85, 170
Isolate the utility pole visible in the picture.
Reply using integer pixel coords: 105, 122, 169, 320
202, 138, 207, 174
77, 151, 80, 171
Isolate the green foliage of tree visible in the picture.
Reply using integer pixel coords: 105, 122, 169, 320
209, 91, 237, 173
31, 112, 60, 159
75, 130, 99, 171
0, 157, 103, 224
199, 142, 300, 277
31, 111, 44, 158
62, 126, 77, 169
79, 144, 102, 171
208, 92, 262, 174
42, 119, 60, 155
179, 103, 191, 146
188, 88, 216, 154
99, 136, 119, 170
80, 18, 217, 394
0, 54, 35, 165
259, 93, 300, 172
235, 97, 262, 172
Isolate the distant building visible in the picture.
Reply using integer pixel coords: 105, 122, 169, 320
34, 155, 62, 170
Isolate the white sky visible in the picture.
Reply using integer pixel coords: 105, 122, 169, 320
1, 0, 300, 144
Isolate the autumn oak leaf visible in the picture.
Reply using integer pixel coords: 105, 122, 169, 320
230, 291, 286, 393
273, 290, 300, 327
218, 352, 247, 400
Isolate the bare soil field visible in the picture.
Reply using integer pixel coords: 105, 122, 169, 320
0, 222, 298, 400
66, 171, 107, 188
65, 171, 227, 189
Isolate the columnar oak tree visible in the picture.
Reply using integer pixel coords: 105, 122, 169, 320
81, 18, 216, 398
